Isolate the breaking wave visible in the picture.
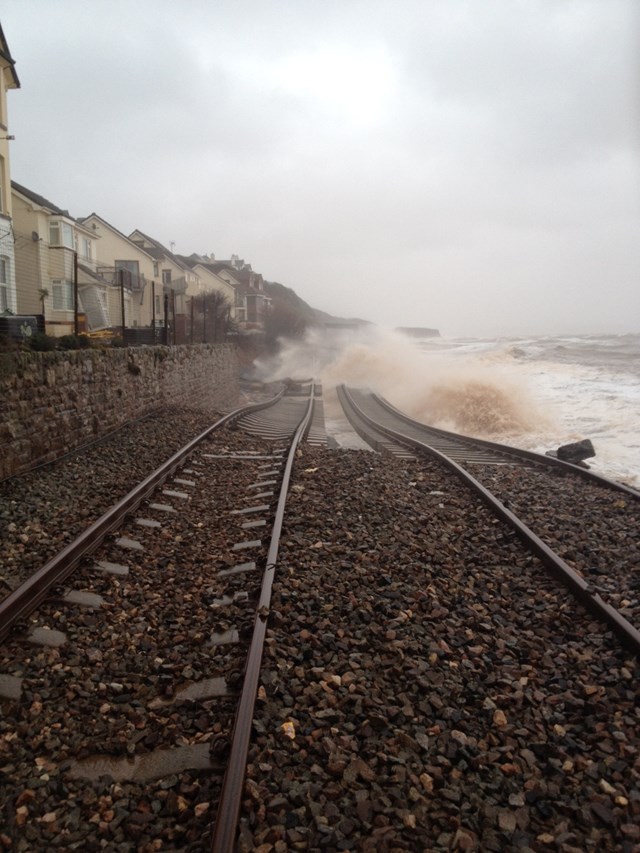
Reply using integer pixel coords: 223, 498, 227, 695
257, 327, 547, 439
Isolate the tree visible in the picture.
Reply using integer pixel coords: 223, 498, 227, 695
37, 287, 49, 316
191, 290, 233, 343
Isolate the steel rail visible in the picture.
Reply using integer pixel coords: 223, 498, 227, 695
371, 391, 640, 498
0, 390, 286, 643
339, 385, 640, 657
211, 384, 316, 853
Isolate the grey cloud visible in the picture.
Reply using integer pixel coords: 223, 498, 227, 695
3, 0, 638, 336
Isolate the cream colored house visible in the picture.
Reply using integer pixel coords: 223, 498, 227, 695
200, 260, 270, 330
201, 262, 245, 322
12, 182, 101, 335
128, 230, 204, 341
0, 25, 19, 316
176, 254, 236, 313
80, 214, 161, 332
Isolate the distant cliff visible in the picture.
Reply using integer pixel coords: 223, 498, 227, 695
264, 281, 370, 341
395, 326, 441, 338
264, 282, 438, 340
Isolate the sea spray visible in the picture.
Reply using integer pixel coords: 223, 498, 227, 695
257, 326, 547, 439
256, 329, 640, 486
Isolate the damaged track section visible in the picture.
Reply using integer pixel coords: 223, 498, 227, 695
338, 385, 640, 656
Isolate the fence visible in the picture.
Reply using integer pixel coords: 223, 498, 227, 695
2, 230, 234, 346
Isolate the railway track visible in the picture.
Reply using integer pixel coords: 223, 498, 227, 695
236, 441, 640, 851
338, 385, 640, 655
0, 383, 316, 850
1, 379, 639, 850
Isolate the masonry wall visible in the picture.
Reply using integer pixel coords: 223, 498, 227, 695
0, 344, 239, 479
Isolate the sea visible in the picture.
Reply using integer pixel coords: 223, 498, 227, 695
260, 329, 640, 489
399, 333, 640, 490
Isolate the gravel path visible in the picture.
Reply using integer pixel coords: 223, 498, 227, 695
242, 447, 640, 852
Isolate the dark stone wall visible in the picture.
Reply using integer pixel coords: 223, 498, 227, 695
0, 344, 239, 479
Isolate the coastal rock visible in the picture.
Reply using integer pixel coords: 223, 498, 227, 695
556, 438, 596, 464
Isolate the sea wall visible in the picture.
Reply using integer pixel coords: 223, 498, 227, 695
0, 344, 239, 479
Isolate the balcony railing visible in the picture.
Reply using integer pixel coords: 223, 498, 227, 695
96, 266, 148, 292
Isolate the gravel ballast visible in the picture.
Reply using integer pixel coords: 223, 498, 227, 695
0, 407, 223, 593
0, 427, 280, 850
1, 413, 639, 851
242, 447, 640, 852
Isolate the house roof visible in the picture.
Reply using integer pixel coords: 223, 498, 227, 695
201, 261, 248, 283
79, 213, 156, 260
0, 24, 20, 89
129, 229, 191, 272
12, 181, 69, 216
136, 245, 164, 261
196, 262, 243, 286
175, 254, 197, 268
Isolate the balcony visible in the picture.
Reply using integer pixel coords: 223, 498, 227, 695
96, 266, 148, 293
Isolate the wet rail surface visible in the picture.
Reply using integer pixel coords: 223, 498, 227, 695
338, 385, 640, 656
0, 384, 316, 850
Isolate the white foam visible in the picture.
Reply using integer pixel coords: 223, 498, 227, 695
257, 328, 640, 487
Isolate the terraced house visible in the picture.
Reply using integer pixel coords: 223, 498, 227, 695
80, 214, 161, 336
0, 24, 19, 317
11, 182, 102, 336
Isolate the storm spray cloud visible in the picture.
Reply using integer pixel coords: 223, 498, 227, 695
256, 327, 551, 439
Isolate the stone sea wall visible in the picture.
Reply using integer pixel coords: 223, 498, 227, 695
0, 344, 239, 479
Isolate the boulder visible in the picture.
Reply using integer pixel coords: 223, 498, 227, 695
556, 438, 596, 464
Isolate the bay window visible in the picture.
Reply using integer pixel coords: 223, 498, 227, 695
49, 221, 75, 249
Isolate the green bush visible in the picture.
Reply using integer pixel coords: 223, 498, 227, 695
29, 332, 57, 352
111, 337, 125, 348
58, 333, 93, 350
58, 335, 79, 350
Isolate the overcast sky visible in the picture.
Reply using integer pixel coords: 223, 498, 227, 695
3, 0, 639, 337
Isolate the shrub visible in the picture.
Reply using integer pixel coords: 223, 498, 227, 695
111, 337, 125, 348
29, 332, 57, 352
58, 333, 93, 350
58, 335, 79, 350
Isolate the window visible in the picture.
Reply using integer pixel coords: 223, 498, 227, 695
49, 221, 74, 249
52, 279, 74, 310
162, 269, 172, 284
0, 257, 8, 312
153, 263, 159, 277
82, 237, 92, 260
115, 260, 139, 288
115, 260, 139, 276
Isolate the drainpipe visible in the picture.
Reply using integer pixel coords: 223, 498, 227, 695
151, 280, 156, 345
119, 268, 125, 344
73, 250, 79, 336
163, 292, 169, 345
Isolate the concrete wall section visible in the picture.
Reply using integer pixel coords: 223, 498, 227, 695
0, 344, 239, 479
